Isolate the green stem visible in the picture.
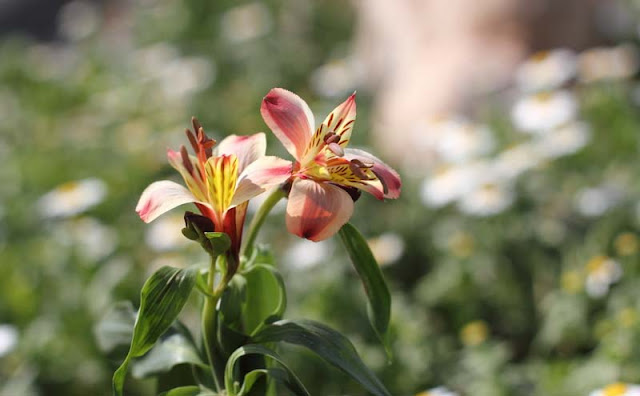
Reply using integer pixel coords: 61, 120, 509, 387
241, 188, 286, 259
202, 255, 222, 392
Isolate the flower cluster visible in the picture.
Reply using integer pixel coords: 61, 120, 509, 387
136, 89, 401, 253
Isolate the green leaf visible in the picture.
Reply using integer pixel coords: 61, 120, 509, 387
242, 264, 287, 335
112, 266, 198, 396
338, 223, 392, 354
217, 275, 249, 357
131, 333, 207, 378
225, 344, 309, 396
94, 301, 136, 353
252, 319, 391, 396
158, 385, 217, 396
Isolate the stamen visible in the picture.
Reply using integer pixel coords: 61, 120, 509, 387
350, 158, 374, 169
349, 161, 369, 179
324, 132, 341, 145
180, 145, 195, 176
328, 142, 344, 157
185, 128, 199, 153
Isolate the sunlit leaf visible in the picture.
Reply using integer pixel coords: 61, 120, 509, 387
112, 266, 198, 396
242, 264, 287, 335
132, 333, 207, 378
338, 223, 391, 353
252, 319, 390, 396
224, 344, 309, 396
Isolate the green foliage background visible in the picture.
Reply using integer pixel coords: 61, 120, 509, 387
1, 1, 640, 395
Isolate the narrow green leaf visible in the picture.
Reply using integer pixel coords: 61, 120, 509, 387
132, 333, 207, 378
225, 344, 309, 396
242, 264, 287, 335
112, 266, 198, 396
252, 319, 391, 396
338, 223, 392, 353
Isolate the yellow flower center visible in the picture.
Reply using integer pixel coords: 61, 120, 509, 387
615, 233, 639, 256
460, 320, 489, 347
58, 181, 79, 192
531, 50, 550, 63
587, 255, 608, 274
534, 92, 553, 103
603, 382, 628, 396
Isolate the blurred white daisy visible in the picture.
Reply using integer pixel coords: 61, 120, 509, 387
589, 382, 640, 396
57, 0, 100, 42
534, 121, 590, 159
55, 217, 117, 262
145, 214, 190, 252
493, 142, 544, 180
284, 239, 333, 270
221, 3, 272, 43
38, 178, 107, 218
0, 324, 18, 357
511, 90, 578, 133
576, 185, 624, 217
310, 58, 361, 98
585, 255, 622, 298
515, 49, 577, 92
367, 233, 405, 266
579, 44, 639, 83
157, 57, 215, 101
458, 180, 514, 217
420, 162, 492, 208
434, 119, 495, 164
415, 387, 458, 396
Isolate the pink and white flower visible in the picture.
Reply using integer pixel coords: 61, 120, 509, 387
261, 88, 401, 241
136, 118, 292, 254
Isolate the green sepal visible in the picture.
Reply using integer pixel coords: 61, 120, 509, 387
205, 232, 232, 255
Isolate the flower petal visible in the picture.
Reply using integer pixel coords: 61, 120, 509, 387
322, 92, 356, 147
231, 156, 292, 206
286, 179, 354, 241
261, 88, 315, 161
215, 133, 266, 173
301, 92, 357, 165
205, 154, 239, 215
344, 148, 402, 199
167, 148, 206, 200
136, 180, 199, 223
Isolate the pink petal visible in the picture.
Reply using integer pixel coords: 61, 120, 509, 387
231, 156, 292, 206
136, 180, 200, 223
261, 88, 315, 161
215, 133, 266, 174
344, 148, 402, 199
286, 179, 354, 241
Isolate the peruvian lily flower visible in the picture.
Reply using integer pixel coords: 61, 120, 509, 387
261, 88, 401, 241
136, 118, 292, 259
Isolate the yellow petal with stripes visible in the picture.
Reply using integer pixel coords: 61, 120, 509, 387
205, 154, 238, 215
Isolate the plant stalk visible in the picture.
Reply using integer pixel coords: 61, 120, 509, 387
240, 188, 286, 259
202, 254, 222, 392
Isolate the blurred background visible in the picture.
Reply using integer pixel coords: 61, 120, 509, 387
1, 0, 640, 395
